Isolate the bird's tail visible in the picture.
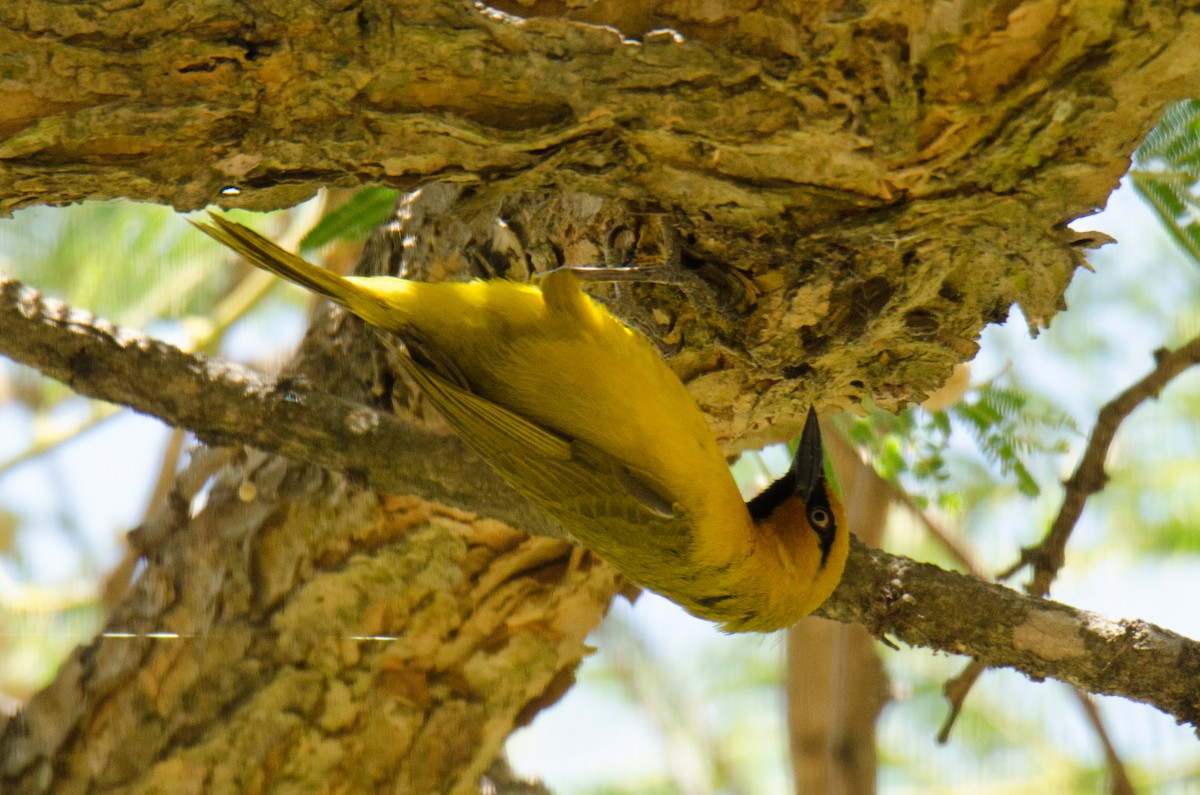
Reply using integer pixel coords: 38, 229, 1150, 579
191, 213, 368, 312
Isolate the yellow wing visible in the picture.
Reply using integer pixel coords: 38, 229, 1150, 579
400, 351, 698, 573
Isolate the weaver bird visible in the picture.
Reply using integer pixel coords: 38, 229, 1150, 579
193, 214, 849, 631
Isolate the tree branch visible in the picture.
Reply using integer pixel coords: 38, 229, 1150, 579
1000, 334, 1200, 596
0, 270, 561, 539
820, 539, 1200, 731
3, 270, 1199, 729
6, 1, 1200, 781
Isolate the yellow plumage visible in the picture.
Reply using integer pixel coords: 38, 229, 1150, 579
193, 214, 848, 631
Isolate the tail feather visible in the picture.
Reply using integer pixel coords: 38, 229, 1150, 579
191, 214, 356, 306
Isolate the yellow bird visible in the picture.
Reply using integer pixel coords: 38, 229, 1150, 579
192, 214, 849, 631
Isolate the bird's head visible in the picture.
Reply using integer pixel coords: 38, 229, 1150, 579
729, 408, 849, 631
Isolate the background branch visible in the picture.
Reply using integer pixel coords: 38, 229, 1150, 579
1001, 334, 1200, 596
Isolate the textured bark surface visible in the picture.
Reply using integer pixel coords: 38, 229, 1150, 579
3, 0, 1198, 441
0, 453, 620, 795
3, 0, 1200, 792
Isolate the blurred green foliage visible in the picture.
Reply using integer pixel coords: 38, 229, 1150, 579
299, 187, 398, 252
843, 385, 1078, 504
1131, 99, 1200, 264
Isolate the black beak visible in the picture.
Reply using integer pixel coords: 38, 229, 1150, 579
745, 407, 827, 522
793, 407, 825, 500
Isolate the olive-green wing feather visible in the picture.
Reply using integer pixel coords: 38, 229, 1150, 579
400, 353, 695, 572
403, 351, 573, 464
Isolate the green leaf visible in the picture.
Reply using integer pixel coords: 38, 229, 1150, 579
299, 187, 399, 252
1135, 99, 1200, 165
1131, 100, 1200, 267
1130, 171, 1200, 264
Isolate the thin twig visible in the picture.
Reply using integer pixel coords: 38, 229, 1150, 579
1072, 689, 1138, 795
0, 404, 119, 477
911, 342, 1200, 773
101, 428, 189, 608
998, 334, 1200, 597
892, 488, 989, 581
937, 660, 985, 743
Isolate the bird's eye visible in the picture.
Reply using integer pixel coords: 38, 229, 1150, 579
809, 508, 830, 528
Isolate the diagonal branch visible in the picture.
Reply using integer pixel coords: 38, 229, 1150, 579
930, 338, 1200, 750
4, 270, 1200, 727
999, 334, 1200, 597
0, 271, 560, 539
909, 487, 1137, 785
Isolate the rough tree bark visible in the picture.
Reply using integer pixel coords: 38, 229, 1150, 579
1, 0, 1199, 792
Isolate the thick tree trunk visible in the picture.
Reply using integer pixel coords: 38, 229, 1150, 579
2, 1, 1200, 792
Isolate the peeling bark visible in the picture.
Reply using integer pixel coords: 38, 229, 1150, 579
4, 0, 1197, 423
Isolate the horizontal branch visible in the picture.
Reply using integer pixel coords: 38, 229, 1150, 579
3, 270, 1198, 727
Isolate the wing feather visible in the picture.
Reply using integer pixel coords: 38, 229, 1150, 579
400, 353, 695, 571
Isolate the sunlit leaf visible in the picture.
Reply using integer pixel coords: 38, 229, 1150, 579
299, 187, 399, 252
